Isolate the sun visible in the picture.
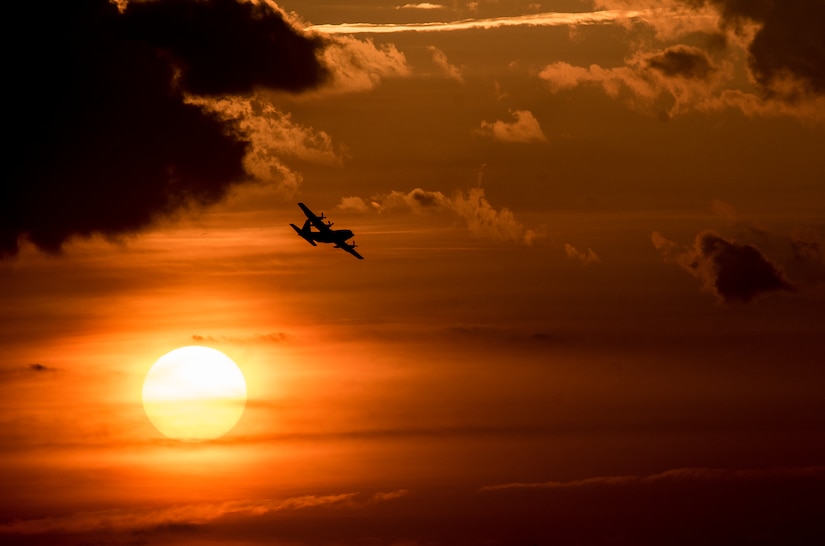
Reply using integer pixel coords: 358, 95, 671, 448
142, 346, 247, 442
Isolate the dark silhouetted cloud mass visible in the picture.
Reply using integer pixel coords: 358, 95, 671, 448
2, 0, 326, 258
124, 0, 326, 95
653, 230, 793, 303
647, 46, 715, 80
695, 232, 793, 303
692, 0, 825, 97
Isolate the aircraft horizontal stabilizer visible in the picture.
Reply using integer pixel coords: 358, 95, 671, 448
290, 223, 317, 246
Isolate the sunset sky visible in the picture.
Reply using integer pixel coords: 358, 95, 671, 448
2, 1, 824, 544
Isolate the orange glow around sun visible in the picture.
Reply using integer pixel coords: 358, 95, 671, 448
142, 346, 247, 442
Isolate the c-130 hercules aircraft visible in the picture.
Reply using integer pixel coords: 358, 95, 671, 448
290, 202, 364, 259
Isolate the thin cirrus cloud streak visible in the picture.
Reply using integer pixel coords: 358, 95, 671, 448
0, 492, 407, 536
479, 466, 825, 492
307, 9, 647, 34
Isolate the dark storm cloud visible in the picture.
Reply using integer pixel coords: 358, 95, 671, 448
653, 231, 793, 303
646, 45, 715, 80
694, 232, 794, 302
688, 0, 825, 97
2, 0, 327, 258
124, 0, 326, 95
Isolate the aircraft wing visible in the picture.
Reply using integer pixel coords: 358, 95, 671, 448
336, 242, 364, 260
297, 202, 330, 231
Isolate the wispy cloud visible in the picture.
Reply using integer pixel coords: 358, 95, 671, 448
477, 110, 547, 143
564, 244, 601, 265
191, 332, 289, 344
187, 95, 346, 196
543, 0, 825, 121
428, 46, 464, 82
319, 36, 412, 92
539, 44, 732, 120
481, 465, 825, 491
0, 363, 59, 380
0, 490, 409, 536
340, 187, 538, 245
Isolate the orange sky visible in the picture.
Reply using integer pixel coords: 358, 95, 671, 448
2, 1, 824, 545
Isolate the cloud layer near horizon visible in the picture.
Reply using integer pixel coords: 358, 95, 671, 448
0, 491, 411, 536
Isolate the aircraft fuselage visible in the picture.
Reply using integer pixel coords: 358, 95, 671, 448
309, 229, 354, 244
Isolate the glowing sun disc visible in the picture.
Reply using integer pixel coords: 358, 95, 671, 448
142, 346, 247, 442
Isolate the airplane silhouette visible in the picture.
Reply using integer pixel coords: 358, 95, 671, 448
290, 202, 364, 259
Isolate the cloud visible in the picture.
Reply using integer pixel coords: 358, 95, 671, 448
450, 188, 538, 245
647, 45, 715, 79
690, 0, 825, 99
595, 0, 723, 40
0, 489, 413, 537
122, 0, 326, 96
370, 489, 409, 502
191, 332, 289, 344
477, 110, 548, 143
0, 493, 358, 536
566, 0, 825, 119
317, 36, 412, 93
790, 227, 825, 266
0, 363, 59, 380
3, 0, 327, 258
428, 46, 465, 82
370, 188, 452, 214
480, 465, 825, 491
344, 187, 538, 245
338, 197, 372, 213
397, 3, 446, 9
652, 230, 793, 303
307, 9, 646, 34
785, 226, 825, 289
540, 45, 730, 120
710, 198, 740, 222
564, 244, 601, 265
186, 95, 346, 196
